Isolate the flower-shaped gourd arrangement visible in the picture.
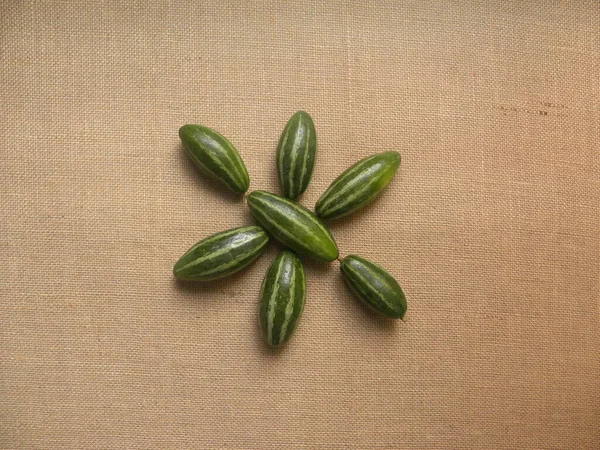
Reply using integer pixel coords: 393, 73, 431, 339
174, 112, 407, 347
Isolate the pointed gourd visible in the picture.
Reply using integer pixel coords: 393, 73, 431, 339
276, 111, 317, 200
259, 250, 306, 347
173, 226, 268, 281
247, 190, 338, 262
340, 254, 407, 319
316, 151, 400, 221
179, 124, 250, 193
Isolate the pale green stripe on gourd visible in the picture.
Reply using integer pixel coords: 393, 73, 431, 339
173, 226, 268, 281
259, 250, 306, 347
287, 126, 301, 198
247, 190, 338, 262
315, 151, 400, 221
298, 128, 311, 193
278, 257, 305, 343
276, 111, 317, 200
265, 255, 284, 344
179, 124, 250, 193
340, 254, 407, 319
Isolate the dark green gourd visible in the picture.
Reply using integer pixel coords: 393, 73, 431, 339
276, 111, 317, 200
179, 124, 250, 193
173, 226, 268, 281
247, 190, 338, 262
340, 254, 407, 319
259, 250, 306, 347
316, 152, 400, 221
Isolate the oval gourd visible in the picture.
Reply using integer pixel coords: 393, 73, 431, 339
259, 250, 306, 347
315, 151, 400, 221
246, 190, 338, 262
179, 124, 250, 193
276, 111, 317, 200
340, 254, 407, 319
173, 226, 268, 281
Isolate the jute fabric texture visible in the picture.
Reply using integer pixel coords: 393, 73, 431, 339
1, 1, 598, 448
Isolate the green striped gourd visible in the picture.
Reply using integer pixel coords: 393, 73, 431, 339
173, 226, 268, 281
259, 250, 306, 347
276, 111, 317, 200
315, 151, 401, 221
340, 255, 407, 319
246, 190, 338, 262
179, 124, 250, 193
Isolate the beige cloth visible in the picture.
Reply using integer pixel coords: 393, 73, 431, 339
1, 1, 598, 448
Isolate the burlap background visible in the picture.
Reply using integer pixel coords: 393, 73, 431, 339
1, 1, 598, 448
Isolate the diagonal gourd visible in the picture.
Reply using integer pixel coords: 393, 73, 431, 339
259, 250, 306, 347
315, 151, 401, 221
247, 190, 338, 262
179, 124, 250, 193
340, 254, 407, 319
173, 226, 268, 281
276, 111, 317, 200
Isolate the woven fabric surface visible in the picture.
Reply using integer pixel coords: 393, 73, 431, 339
1, 1, 598, 448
